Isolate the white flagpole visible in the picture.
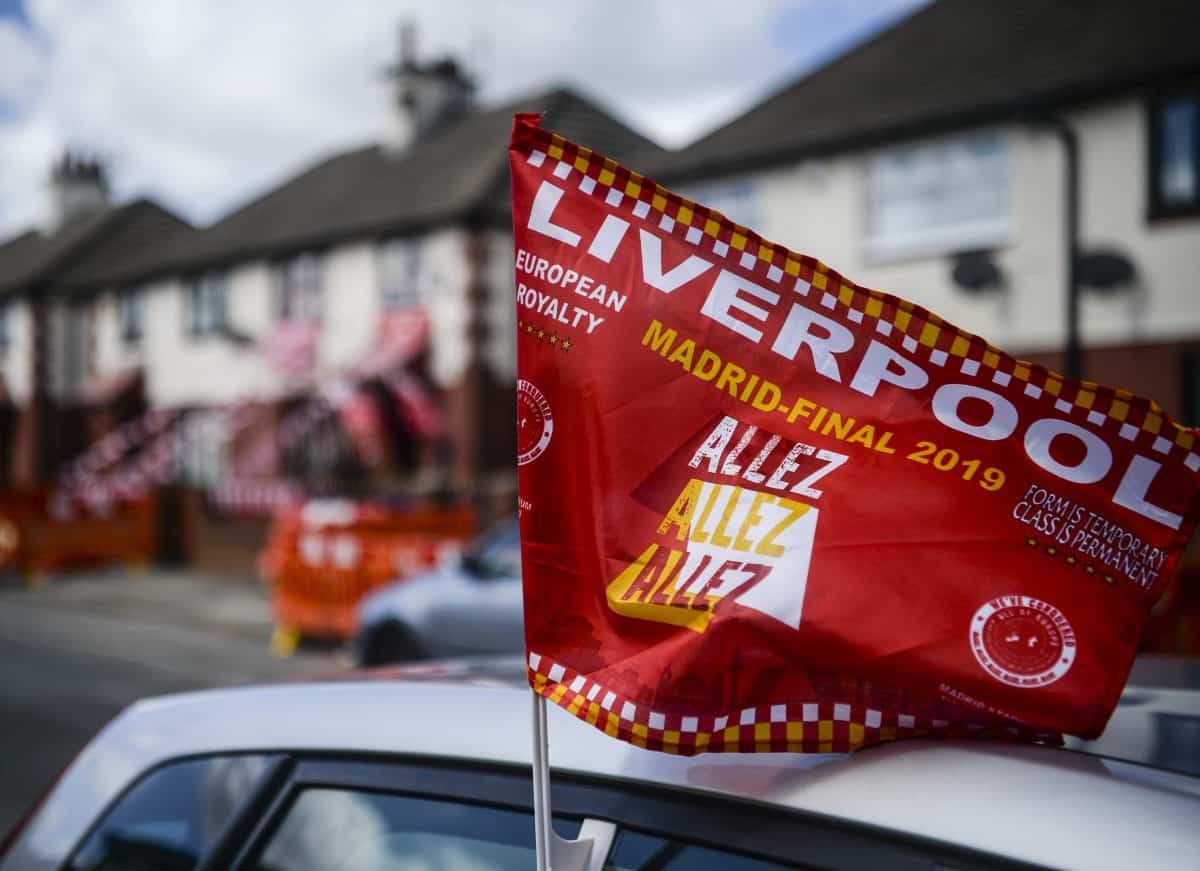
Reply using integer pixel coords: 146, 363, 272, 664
531, 690, 552, 871
529, 689, 618, 871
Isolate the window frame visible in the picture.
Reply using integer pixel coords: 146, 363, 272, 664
118, 286, 144, 345
56, 749, 1049, 871
61, 752, 289, 871
206, 754, 1035, 871
377, 236, 424, 311
275, 251, 324, 323
61, 300, 93, 389
1147, 87, 1200, 222
186, 271, 230, 337
863, 131, 1012, 264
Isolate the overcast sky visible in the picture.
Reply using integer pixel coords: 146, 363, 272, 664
0, 0, 924, 238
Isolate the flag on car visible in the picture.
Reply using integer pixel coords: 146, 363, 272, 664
509, 113, 1200, 754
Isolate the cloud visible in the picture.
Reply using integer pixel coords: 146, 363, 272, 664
0, 0, 924, 238
0, 18, 43, 112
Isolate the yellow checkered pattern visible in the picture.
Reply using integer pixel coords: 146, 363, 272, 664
526, 652, 1053, 756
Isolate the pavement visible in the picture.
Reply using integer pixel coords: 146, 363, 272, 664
0, 567, 342, 836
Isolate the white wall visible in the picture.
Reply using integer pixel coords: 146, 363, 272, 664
93, 292, 142, 377
317, 241, 377, 375
315, 228, 477, 390
142, 266, 278, 406
1076, 100, 1200, 347
0, 301, 33, 403
422, 227, 472, 389
692, 97, 1200, 356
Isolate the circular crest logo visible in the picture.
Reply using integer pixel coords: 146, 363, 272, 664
517, 379, 554, 466
970, 595, 1076, 688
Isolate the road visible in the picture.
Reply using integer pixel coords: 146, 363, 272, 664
0, 572, 335, 836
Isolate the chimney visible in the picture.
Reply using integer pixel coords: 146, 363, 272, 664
45, 152, 110, 233
383, 20, 474, 155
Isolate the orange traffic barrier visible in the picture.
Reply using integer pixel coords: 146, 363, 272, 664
260, 500, 476, 641
0, 491, 38, 574
0, 489, 157, 580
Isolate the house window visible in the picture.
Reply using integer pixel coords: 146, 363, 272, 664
118, 287, 143, 344
679, 177, 761, 230
277, 252, 323, 321
187, 271, 228, 335
1149, 92, 1200, 219
61, 303, 91, 391
865, 132, 1010, 261
378, 238, 422, 309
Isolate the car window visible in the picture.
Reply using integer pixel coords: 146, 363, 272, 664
66, 754, 273, 871
605, 828, 801, 870
253, 788, 579, 871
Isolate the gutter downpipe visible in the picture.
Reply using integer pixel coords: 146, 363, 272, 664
1028, 114, 1082, 381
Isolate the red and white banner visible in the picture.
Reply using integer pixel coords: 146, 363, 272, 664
56, 408, 181, 516
354, 309, 428, 379
510, 114, 1200, 754
263, 320, 319, 379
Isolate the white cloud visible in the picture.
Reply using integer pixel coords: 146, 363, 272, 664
0, 19, 44, 108
0, 0, 919, 237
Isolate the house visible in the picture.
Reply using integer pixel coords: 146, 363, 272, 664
0, 34, 660, 565
0, 156, 193, 487
652, 0, 1200, 427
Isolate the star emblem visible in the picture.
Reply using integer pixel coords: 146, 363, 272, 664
561, 339, 573, 351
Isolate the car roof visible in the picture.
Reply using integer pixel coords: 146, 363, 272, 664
9, 669, 1200, 871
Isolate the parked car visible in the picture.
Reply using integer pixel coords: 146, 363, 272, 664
354, 519, 523, 665
2, 663, 1198, 870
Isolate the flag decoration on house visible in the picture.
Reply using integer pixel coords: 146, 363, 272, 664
263, 320, 321, 379
56, 408, 183, 516
354, 309, 428, 379
509, 113, 1200, 755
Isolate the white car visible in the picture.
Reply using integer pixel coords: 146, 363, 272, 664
355, 521, 524, 665
2, 662, 1199, 870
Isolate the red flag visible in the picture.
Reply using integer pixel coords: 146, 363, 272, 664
510, 114, 1200, 754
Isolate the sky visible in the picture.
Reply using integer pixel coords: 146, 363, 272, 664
0, 0, 925, 238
